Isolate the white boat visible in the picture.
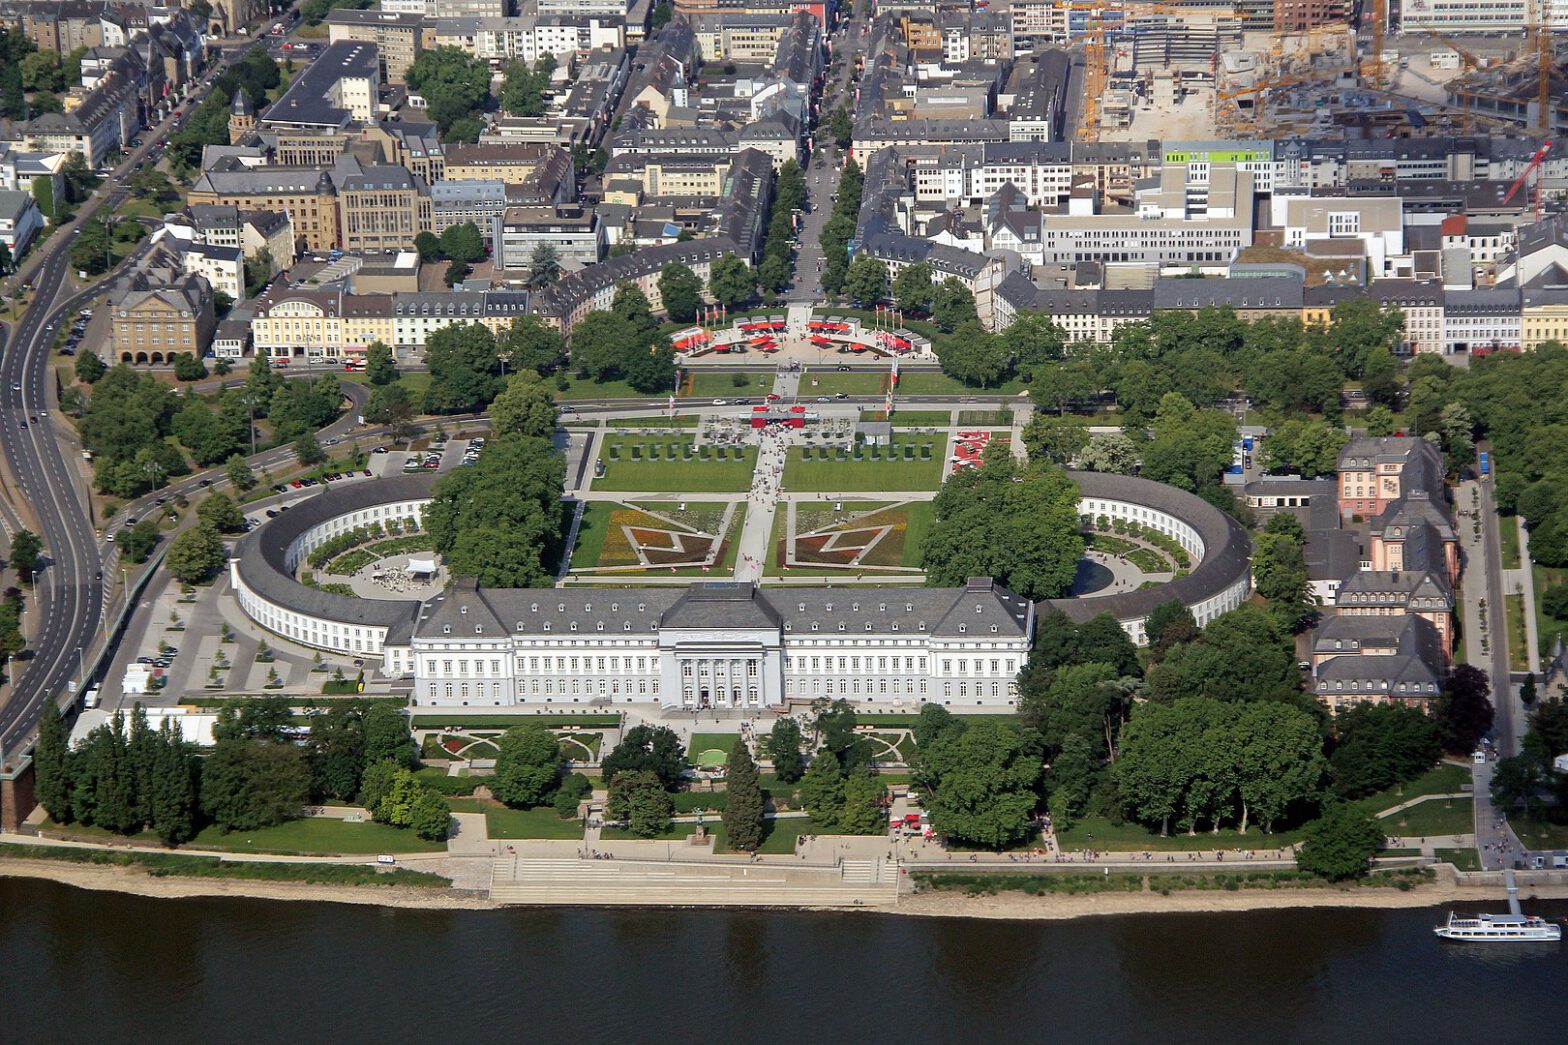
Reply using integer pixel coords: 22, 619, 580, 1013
1433, 870, 1562, 942
1433, 912, 1561, 942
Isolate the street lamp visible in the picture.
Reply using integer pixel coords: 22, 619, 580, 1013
498, 348, 513, 381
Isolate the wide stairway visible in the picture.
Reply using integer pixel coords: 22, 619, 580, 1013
489, 856, 900, 907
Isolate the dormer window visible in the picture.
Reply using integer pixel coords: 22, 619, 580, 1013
879, 603, 886, 612
906, 603, 913, 611
799, 603, 805, 611
475, 625, 483, 634
531, 603, 538, 612
596, 622, 604, 632
442, 625, 450, 634
838, 623, 846, 631
811, 623, 819, 632
918, 623, 926, 631
570, 622, 578, 632
990, 625, 998, 633
959, 624, 967, 633
852, 602, 859, 612
637, 603, 645, 612
623, 622, 631, 631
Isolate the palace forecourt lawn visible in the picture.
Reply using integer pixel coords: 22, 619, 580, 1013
593, 438, 757, 492
783, 436, 945, 492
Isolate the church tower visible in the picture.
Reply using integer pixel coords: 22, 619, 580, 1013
228, 88, 255, 145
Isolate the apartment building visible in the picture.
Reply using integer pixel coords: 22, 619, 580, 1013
108, 254, 217, 365
325, 10, 426, 83
338, 165, 429, 253
498, 203, 604, 269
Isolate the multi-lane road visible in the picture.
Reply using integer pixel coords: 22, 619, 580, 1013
0, 29, 280, 759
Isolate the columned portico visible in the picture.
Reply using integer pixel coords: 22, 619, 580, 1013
660, 637, 784, 709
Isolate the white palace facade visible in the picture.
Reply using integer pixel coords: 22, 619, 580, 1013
402, 578, 1035, 711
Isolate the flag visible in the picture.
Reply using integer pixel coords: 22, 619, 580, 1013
884, 391, 893, 416
890, 356, 900, 383
668, 394, 675, 415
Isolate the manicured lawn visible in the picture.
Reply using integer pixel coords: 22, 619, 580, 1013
1534, 564, 1568, 658
886, 411, 954, 426
572, 499, 744, 573
1353, 762, 1473, 818
594, 437, 756, 492
688, 370, 775, 397
571, 500, 614, 569
1500, 516, 1522, 569
189, 818, 445, 855
1381, 797, 1473, 838
896, 371, 1026, 397
784, 436, 945, 492
448, 798, 586, 839
1438, 847, 1481, 870
1053, 816, 1305, 853
798, 372, 890, 396
1506, 594, 1530, 671
44, 816, 445, 854
554, 375, 658, 401
610, 415, 700, 428
689, 734, 737, 768
1510, 815, 1568, 851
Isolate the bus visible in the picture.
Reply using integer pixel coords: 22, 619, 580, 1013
1479, 452, 1491, 478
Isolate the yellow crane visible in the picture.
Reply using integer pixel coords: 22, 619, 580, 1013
1409, 20, 1484, 133
1075, 1, 1245, 141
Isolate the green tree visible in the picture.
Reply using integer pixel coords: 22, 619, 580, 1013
372, 768, 422, 825
708, 252, 754, 309
553, 772, 591, 819
937, 323, 1012, 389
1259, 419, 1349, 478
528, 243, 561, 288
658, 262, 704, 323
33, 702, 72, 821
612, 282, 658, 341
828, 105, 852, 147
622, 341, 678, 394
306, 703, 368, 801
491, 370, 558, 439
1021, 414, 1090, 465
165, 523, 225, 584
116, 519, 160, 564
931, 278, 977, 332
414, 231, 442, 262
838, 771, 889, 834
363, 704, 414, 768
1295, 804, 1384, 880
1252, 527, 1314, 634
406, 47, 491, 134
920, 721, 1043, 848
20, 50, 63, 92
800, 750, 845, 828
195, 492, 245, 534
363, 381, 416, 439
842, 255, 888, 307
922, 447, 1083, 600
601, 724, 687, 789
439, 222, 486, 265
1330, 703, 1441, 798
75, 351, 107, 383
765, 718, 806, 783
499, 315, 567, 376
1436, 664, 1494, 755
366, 341, 398, 386
200, 739, 311, 832
360, 760, 400, 814
607, 769, 673, 837
892, 261, 934, 314
225, 454, 256, 492
150, 718, 197, 845
721, 740, 765, 851
410, 787, 452, 841
9, 528, 41, 584
424, 435, 565, 587
491, 722, 563, 807
294, 433, 325, 466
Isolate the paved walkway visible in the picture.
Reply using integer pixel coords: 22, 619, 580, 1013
1517, 516, 1541, 674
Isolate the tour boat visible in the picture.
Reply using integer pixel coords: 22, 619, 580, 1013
1433, 871, 1562, 942
1433, 911, 1561, 942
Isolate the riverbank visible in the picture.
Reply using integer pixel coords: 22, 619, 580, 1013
893, 878, 1568, 922
0, 858, 496, 911
8, 852, 1567, 919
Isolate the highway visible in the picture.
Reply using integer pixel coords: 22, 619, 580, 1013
0, 28, 278, 760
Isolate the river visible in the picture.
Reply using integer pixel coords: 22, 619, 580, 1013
5, 878, 1568, 1043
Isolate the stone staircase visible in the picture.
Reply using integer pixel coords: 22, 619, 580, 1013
489, 856, 900, 907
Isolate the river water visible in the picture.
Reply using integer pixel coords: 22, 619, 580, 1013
5, 878, 1568, 1043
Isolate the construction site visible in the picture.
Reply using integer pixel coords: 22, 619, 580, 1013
1064, 3, 1567, 143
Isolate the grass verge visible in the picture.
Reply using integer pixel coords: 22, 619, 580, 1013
0, 842, 449, 887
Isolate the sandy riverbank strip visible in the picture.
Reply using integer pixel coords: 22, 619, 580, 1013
9, 858, 1568, 921
891, 879, 1568, 922
0, 858, 501, 911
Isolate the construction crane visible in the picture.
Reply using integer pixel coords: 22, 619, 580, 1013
1217, 75, 1312, 101
1503, 138, 1554, 223
1074, 1, 1245, 141
1365, 0, 1387, 89
1408, 20, 1485, 132
1533, 9, 1552, 136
